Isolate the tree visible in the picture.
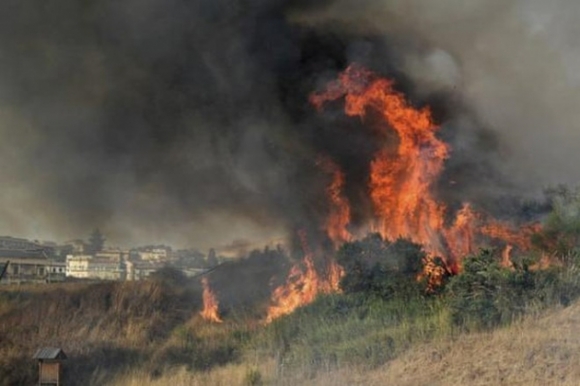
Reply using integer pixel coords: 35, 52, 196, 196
87, 228, 105, 254
207, 248, 218, 267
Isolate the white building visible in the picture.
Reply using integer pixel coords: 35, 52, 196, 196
138, 248, 169, 262
0, 254, 66, 284
125, 261, 164, 281
66, 255, 124, 281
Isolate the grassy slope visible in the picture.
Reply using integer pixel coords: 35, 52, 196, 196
0, 279, 202, 385
4, 279, 580, 386
113, 301, 580, 386
375, 303, 580, 386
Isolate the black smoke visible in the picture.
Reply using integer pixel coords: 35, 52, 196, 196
0, 0, 520, 248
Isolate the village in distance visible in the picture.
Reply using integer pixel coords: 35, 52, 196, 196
0, 229, 227, 285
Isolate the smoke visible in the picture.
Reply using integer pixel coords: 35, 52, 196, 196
291, 0, 580, 190
0, 0, 576, 247
0, 0, 301, 247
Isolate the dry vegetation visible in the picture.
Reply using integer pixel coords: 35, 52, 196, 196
0, 276, 202, 385
4, 195, 580, 386
111, 302, 580, 386
2, 267, 580, 385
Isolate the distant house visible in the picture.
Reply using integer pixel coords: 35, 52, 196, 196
64, 239, 87, 255
0, 249, 65, 284
0, 236, 43, 251
125, 260, 164, 281
66, 255, 124, 281
96, 249, 128, 261
138, 248, 169, 262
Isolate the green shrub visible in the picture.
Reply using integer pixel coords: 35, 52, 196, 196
446, 248, 580, 331
447, 249, 522, 330
336, 234, 427, 299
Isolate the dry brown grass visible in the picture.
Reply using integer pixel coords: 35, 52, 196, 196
0, 279, 202, 385
312, 303, 580, 386
111, 360, 277, 386
113, 302, 580, 386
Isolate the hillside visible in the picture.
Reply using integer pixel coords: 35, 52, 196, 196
112, 302, 580, 386
337, 302, 580, 386
3, 241, 580, 386
0, 277, 203, 385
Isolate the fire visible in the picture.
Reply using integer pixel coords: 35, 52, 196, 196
266, 63, 543, 321
264, 155, 351, 323
501, 245, 514, 268
200, 277, 222, 323
311, 64, 538, 281
265, 231, 344, 323
318, 157, 352, 247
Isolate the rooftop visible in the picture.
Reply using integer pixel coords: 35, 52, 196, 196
33, 347, 67, 360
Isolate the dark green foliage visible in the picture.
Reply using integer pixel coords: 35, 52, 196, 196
446, 249, 511, 329
446, 248, 580, 331
336, 234, 426, 299
532, 186, 580, 259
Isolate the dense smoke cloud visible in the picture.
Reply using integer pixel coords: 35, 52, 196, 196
0, 0, 575, 247
292, 0, 580, 190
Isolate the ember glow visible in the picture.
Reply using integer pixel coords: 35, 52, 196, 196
200, 277, 222, 323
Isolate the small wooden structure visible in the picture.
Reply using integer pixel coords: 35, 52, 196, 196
33, 347, 67, 386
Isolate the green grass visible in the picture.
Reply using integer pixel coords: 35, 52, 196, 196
246, 293, 452, 376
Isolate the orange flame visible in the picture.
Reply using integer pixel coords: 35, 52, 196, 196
311, 64, 539, 283
200, 277, 222, 323
501, 245, 514, 268
265, 232, 344, 323
318, 157, 352, 247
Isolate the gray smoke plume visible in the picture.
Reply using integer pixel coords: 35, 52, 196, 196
0, 0, 575, 247
292, 0, 580, 190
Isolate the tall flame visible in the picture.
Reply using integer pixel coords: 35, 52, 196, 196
265, 155, 351, 323
311, 64, 538, 282
200, 277, 222, 323
266, 63, 542, 321
318, 157, 352, 247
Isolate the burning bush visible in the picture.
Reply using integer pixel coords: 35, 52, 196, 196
445, 247, 580, 331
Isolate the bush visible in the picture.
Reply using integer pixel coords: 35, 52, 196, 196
446, 248, 580, 331
446, 249, 507, 330
336, 234, 426, 299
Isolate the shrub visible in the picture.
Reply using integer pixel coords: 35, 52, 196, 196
446, 248, 580, 331
336, 234, 426, 299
